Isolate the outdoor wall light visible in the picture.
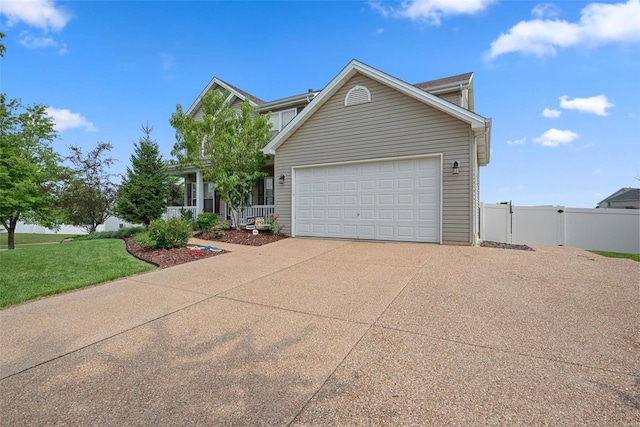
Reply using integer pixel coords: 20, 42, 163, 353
279, 174, 286, 184
452, 161, 460, 175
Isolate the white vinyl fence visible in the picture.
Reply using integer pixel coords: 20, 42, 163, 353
1, 222, 96, 235
480, 202, 640, 253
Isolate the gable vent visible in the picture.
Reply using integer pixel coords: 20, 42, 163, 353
345, 85, 371, 106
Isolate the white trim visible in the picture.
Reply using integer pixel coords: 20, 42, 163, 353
263, 60, 490, 156
290, 153, 443, 243
186, 77, 259, 117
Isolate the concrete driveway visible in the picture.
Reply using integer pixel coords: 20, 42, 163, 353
1, 238, 638, 425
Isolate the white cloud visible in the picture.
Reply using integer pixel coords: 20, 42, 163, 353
1, 0, 70, 32
486, 0, 640, 60
45, 107, 96, 132
370, 0, 495, 25
531, 3, 560, 19
534, 128, 579, 147
375, 28, 384, 35
506, 137, 526, 145
542, 108, 562, 118
20, 31, 67, 54
559, 95, 614, 116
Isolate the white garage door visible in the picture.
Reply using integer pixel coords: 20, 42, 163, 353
294, 157, 441, 243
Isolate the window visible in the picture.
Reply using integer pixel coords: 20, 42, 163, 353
345, 85, 371, 106
267, 108, 297, 132
256, 177, 274, 205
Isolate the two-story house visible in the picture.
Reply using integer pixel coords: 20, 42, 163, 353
167, 60, 491, 245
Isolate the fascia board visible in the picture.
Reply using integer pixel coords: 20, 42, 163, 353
185, 77, 257, 117
213, 79, 259, 107
358, 63, 487, 129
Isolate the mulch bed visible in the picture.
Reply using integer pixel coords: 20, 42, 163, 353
123, 237, 227, 269
123, 229, 287, 269
480, 240, 534, 251
196, 229, 288, 247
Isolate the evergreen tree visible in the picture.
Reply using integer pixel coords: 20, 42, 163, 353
115, 123, 170, 227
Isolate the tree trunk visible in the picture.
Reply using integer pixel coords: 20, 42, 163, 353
7, 216, 17, 250
232, 209, 240, 231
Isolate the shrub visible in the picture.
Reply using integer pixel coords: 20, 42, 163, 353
147, 218, 191, 249
268, 214, 285, 236
133, 231, 155, 249
72, 226, 146, 241
180, 208, 195, 226
195, 212, 218, 233
203, 221, 228, 239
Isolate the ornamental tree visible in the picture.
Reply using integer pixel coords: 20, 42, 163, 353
115, 123, 170, 227
169, 90, 272, 229
59, 142, 118, 233
0, 94, 64, 249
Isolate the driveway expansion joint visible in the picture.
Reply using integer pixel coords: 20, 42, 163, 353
287, 254, 428, 425
372, 324, 639, 378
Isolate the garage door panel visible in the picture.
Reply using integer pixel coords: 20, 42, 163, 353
344, 195, 358, 205
344, 181, 358, 191
360, 209, 375, 220
295, 158, 440, 243
379, 194, 394, 205
361, 195, 375, 205
327, 195, 341, 205
360, 180, 375, 190
327, 182, 341, 192
398, 194, 415, 204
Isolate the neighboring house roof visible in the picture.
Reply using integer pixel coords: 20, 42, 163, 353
414, 72, 473, 92
262, 59, 491, 165
598, 188, 640, 204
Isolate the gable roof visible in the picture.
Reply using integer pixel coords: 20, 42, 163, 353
185, 77, 264, 116
599, 188, 640, 204
262, 60, 491, 165
414, 72, 473, 92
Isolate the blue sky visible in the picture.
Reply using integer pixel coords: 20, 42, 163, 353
2, 0, 639, 208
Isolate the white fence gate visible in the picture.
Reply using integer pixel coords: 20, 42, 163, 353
480, 202, 640, 253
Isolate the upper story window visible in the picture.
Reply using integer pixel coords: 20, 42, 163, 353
268, 108, 297, 132
345, 85, 371, 106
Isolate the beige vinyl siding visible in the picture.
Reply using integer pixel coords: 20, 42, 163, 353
274, 73, 473, 243
438, 92, 460, 106
193, 105, 204, 121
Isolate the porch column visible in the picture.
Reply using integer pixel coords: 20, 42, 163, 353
196, 170, 204, 215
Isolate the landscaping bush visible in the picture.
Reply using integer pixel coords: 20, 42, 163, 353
180, 208, 195, 227
73, 226, 146, 241
268, 214, 285, 236
147, 218, 191, 249
202, 221, 229, 239
195, 212, 218, 233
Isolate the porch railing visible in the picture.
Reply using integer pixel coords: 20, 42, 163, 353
163, 206, 198, 221
229, 205, 275, 227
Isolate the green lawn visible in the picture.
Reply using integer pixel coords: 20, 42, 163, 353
589, 250, 640, 262
0, 239, 155, 308
0, 233, 78, 249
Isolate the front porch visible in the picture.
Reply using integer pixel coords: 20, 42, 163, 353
164, 163, 275, 227
164, 204, 275, 227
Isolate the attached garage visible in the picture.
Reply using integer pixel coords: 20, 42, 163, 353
294, 157, 441, 243
263, 60, 491, 245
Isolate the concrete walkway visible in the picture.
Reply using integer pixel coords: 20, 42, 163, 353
1, 238, 638, 425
